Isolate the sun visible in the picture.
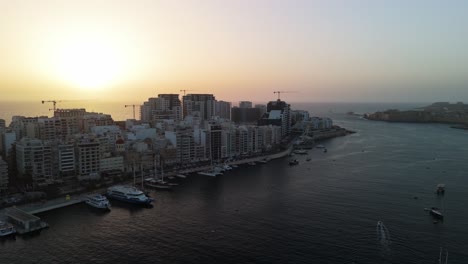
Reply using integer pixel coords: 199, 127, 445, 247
52, 37, 124, 90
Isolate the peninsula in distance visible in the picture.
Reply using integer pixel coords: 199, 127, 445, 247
364, 102, 468, 128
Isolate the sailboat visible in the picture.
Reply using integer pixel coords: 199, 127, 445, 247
197, 141, 222, 177
145, 158, 172, 190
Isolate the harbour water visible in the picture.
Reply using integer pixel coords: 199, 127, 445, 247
1, 103, 468, 263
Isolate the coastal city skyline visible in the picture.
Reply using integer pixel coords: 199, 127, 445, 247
1, 0, 468, 103
1, 1, 467, 263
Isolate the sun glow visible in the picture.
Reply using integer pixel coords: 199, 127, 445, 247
51, 35, 125, 90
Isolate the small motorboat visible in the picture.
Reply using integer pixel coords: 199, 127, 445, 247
430, 207, 443, 219
289, 159, 299, 166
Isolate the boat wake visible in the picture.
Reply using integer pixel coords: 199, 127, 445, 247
376, 221, 391, 248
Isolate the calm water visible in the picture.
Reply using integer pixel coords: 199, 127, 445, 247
2, 104, 468, 263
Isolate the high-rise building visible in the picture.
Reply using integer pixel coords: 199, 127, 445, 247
58, 143, 75, 176
1, 130, 16, 157
209, 124, 222, 161
239, 101, 253, 108
182, 94, 216, 120
254, 104, 267, 117
215, 101, 232, 120
140, 94, 182, 122
76, 139, 100, 177
0, 156, 8, 193
258, 99, 292, 137
16, 137, 53, 186
231, 107, 262, 124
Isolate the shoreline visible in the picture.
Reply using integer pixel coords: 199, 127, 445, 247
0, 129, 350, 220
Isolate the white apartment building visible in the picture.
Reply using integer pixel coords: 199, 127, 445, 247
58, 144, 75, 175
77, 140, 100, 176
16, 137, 53, 185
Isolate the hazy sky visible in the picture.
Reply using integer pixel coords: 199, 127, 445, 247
1, 0, 467, 103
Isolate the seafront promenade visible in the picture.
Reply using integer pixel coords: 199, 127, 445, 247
0, 145, 293, 221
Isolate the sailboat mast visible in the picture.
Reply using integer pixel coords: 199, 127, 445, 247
133, 162, 136, 187
140, 163, 143, 189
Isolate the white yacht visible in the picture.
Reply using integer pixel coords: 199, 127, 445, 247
0, 221, 16, 237
106, 185, 153, 205
85, 194, 111, 210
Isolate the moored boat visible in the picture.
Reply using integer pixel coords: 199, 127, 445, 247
85, 194, 111, 210
106, 185, 153, 205
197, 171, 220, 177
144, 178, 172, 189
294, 149, 308, 155
0, 221, 16, 237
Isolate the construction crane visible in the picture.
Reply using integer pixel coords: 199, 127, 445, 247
273, 91, 297, 100
125, 104, 137, 120
180, 89, 195, 96
41, 100, 62, 111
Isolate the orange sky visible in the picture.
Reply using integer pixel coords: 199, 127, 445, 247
1, 0, 467, 103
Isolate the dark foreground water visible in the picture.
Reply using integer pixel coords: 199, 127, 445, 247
2, 111, 468, 263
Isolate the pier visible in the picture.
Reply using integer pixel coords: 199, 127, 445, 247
5, 207, 48, 234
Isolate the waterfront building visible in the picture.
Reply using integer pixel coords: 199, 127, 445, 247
76, 139, 100, 178
165, 128, 195, 164
0, 156, 8, 193
16, 137, 53, 186
57, 143, 75, 176
209, 124, 222, 161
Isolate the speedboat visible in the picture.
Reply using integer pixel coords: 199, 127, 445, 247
289, 159, 299, 166
316, 144, 325, 149
430, 207, 443, 219
85, 194, 111, 210
376, 221, 391, 245
106, 185, 153, 205
0, 221, 16, 237
176, 174, 187, 178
